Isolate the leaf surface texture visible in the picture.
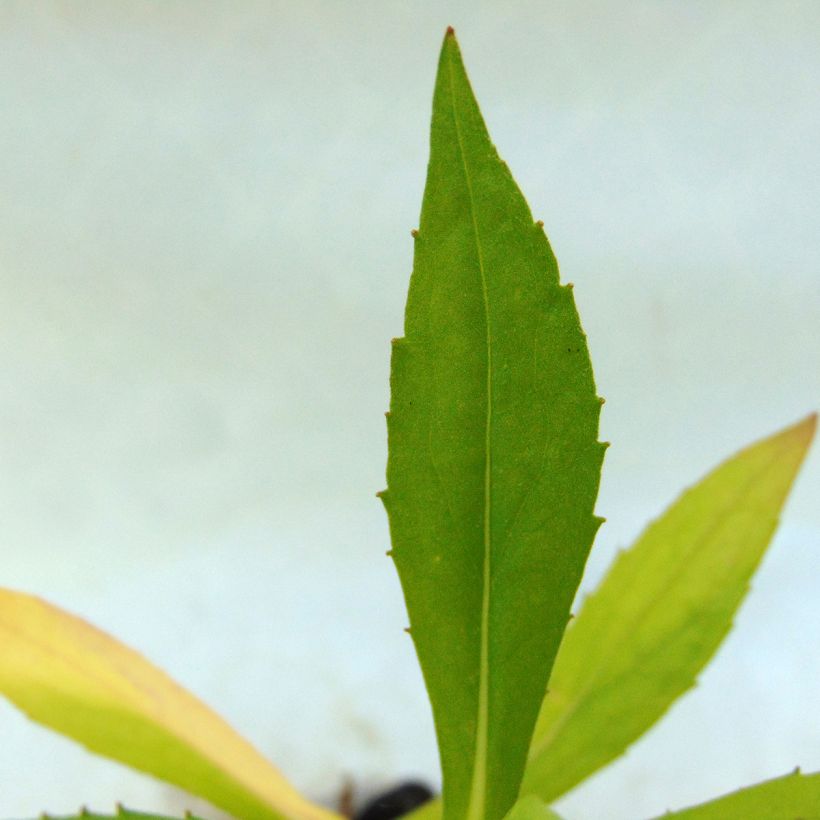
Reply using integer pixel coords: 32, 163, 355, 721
522, 415, 816, 801
383, 29, 604, 820
0, 589, 337, 820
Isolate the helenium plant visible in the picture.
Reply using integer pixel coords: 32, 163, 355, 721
0, 29, 816, 820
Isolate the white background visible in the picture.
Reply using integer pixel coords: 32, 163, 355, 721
1, 3, 818, 819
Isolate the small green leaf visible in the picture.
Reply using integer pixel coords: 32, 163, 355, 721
522, 414, 816, 802
31, 807, 207, 820
0, 589, 338, 820
382, 29, 605, 820
653, 769, 820, 819
502, 796, 564, 820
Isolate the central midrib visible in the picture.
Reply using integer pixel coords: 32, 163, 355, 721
446, 49, 493, 820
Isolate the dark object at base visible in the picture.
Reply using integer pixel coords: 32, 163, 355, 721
355, 781, 434, 820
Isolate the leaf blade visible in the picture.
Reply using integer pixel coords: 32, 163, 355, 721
503, 796, 564, 820
383, 30, 605, 820
33, 808, 207, 820
0, 589, 337, 820
653, 769, 820, 819
522, 414, 816, 802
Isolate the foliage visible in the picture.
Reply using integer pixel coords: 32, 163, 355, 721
652, 770, 820, 819
522, 413, 816, 802
0, 27, 816, 820
380, 29, 604, 820
0, 589, 333, 820
35, 807, 206, 820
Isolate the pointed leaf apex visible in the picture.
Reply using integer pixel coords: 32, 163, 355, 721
798, 411, 817, 439
765, 412, 816, 458
446, 25, 455, 37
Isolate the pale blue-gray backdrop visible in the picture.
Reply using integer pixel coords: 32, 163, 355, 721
1, 2, 818, 819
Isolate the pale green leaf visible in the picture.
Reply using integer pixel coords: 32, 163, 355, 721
502, 796, 563, 820
653, 769, 820, 819
0, 589, 338, 820
522, 414, 816, 802
382, 29, 605, 820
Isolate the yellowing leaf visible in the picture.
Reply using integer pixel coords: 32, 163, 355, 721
0, 589, 338, 820
654, 769, 820, 819
522, 414, 816, 802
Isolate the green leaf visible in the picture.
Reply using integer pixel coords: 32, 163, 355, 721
381, 29, 605, 820
502, 796, 564, 820
653, 769, 820, 819
521, 414, 816, 802
31, 807, 207, 820
0, 589, 338, 820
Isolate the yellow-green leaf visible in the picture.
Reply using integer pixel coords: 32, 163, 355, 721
403, 798, 441, 820
0, 589, 337, 820
654, 769, 820, 819
522, 414, 816, 802
503, 796, 563, 820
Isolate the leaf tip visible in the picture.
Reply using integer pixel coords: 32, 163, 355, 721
777, 412, 817, 453
445, 25, 456, 37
